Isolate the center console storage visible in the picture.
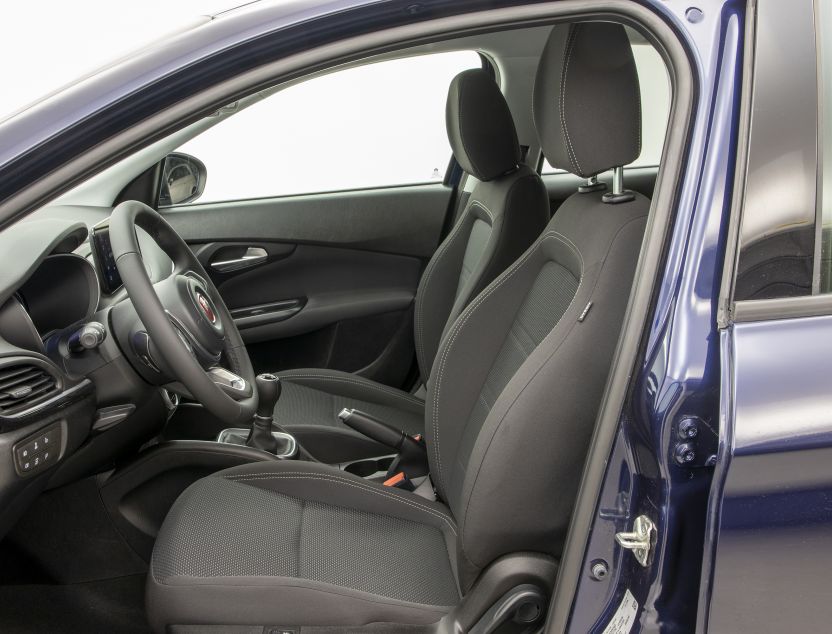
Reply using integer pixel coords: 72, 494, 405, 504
99, 381, 431, 560
339, 455, 395, 479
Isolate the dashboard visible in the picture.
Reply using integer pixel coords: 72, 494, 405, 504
0, 213, 173, 540
89, 221, 124, 295
17, 253, 100, 338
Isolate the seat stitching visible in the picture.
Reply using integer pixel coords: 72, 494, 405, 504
415, 212, 474, 377
223, 473, 457, 534
460, 276, 584, 561
281, 373, 424, 406
448, 174, 541, 335
508, 319, 535, 356
470, 201, 495, 223
634, 50, 642, 158
430, 234, 548, 492
154, 575, 456, 610
415, 200, 494, 377
561, 25, 584, 176
296, 498, 306, 578
430, 230, 582, 495
227, 474, 456, 534
459, 215, 644, 561
453, 204, 496, 298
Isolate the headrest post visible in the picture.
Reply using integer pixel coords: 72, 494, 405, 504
578, 173, 607, 194
602, 166, 636, 205
612, 167, 624, 195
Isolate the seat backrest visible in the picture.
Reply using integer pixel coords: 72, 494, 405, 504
414, 69, 549, 381
424, 22, 650, 590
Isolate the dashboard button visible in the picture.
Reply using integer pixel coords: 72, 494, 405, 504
43, 427, 60, 447
13, 423, 62, 477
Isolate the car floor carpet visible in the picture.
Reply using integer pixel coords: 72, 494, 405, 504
0, 573, 150, 633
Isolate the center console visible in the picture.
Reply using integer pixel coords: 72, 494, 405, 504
214, 373, 299, 459
216, 428, 297, 459
98, 371, 429, 559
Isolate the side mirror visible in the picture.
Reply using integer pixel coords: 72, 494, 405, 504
158, 153, 206, 206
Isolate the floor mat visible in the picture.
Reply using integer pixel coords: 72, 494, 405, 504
0, 574, 150, 633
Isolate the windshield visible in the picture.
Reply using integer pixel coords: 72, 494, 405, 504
0, 0, 240, 122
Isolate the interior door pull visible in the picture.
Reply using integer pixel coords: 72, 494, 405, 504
210, 247, 268, 273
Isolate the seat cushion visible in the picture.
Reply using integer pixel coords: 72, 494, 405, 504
147, 461, 459, 631
274, 369, 425, 462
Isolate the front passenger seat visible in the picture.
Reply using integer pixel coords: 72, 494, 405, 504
274, 68, 550, 461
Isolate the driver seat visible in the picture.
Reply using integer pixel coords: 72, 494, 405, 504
147, 23, 649, 631
272, 67, 550, 461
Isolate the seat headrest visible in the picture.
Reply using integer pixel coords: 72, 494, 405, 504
446, 68, 521, 181
533, 22, 641, 178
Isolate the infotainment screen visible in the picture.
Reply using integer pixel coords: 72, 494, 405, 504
90, 224, 123, 294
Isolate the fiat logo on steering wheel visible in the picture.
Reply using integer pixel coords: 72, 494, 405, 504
196, 292, 217, 324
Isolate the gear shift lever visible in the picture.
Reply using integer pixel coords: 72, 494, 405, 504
246, 374, 281, 453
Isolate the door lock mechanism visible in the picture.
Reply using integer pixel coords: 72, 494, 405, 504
615, 515, 655, 567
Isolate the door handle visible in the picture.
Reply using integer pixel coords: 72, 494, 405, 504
210, 247, 268, 273
230, 299, 305, 328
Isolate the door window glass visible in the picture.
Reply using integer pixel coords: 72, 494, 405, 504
173, 51, 481, 204
734, 0, 830, 300
819, 0, 832, 291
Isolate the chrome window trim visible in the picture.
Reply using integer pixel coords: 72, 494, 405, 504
733, 293, 832, 322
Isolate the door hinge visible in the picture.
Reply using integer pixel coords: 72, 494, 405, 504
673, 416, 718, 468
615, 515, 655, 567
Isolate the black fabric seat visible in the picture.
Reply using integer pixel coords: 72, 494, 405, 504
148, 461, 459, 627
273, 69, 550, 460
148, 23, 651, 631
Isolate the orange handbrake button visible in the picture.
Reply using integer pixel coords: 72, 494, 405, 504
384, 472, 406, 487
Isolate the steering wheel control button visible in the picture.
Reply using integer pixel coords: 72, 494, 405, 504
13, 423, 62, 477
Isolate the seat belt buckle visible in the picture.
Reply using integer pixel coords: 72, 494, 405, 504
383, 471, 415, 491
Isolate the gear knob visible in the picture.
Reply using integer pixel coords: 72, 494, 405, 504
255, 374, 281, 418
247, 374, 281, 453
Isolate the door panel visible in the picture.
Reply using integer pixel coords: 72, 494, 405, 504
164, 183, 450, 258
707, 317, 832, 632
162, 184, 452, 386
198, 243, 420, 343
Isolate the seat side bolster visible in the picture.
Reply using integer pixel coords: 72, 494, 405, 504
147, 570, 453, 631
215, 460, 456, 538
278, 367, 425, 413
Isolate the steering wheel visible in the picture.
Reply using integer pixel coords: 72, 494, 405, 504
110, 200, 258, 425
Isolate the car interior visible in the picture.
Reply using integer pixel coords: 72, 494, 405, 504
0, 13, 670, 634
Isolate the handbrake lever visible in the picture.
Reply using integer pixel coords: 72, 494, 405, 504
338, 408, 429, 480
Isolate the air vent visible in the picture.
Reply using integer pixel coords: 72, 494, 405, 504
0, 364, 60, 416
